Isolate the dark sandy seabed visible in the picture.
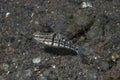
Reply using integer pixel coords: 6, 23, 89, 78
0, 0, 120, 80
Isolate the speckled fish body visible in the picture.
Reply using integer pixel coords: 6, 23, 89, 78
33, 32, 81, 55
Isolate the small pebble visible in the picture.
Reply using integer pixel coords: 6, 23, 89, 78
32, 57, 41, 64
0, 63, 9, 71
5, 12, 10, 18
81, 2, 92, 8
51, 65, 56, 69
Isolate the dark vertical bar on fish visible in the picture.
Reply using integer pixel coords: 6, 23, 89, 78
51, 33, 56, 45
58, 39, 61, 47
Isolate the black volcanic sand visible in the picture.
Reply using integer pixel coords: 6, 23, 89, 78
0, 0, 120, 80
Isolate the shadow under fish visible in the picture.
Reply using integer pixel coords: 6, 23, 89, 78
44, 45, 78, 56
